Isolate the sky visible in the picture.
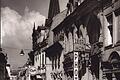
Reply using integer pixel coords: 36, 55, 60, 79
1, 0, 68, 69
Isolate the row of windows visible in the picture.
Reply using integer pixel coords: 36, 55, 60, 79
51, 55, 60, 70
53, 32, 64, 42
105, 10, 120, 45
35, 52, 45, 68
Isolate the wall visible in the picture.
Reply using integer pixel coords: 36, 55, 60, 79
45, 10, 67, 80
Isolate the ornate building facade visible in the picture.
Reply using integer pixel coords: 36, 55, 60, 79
51, 0, 120, 80
32, 24, 48, 80
31, 0, 120, 80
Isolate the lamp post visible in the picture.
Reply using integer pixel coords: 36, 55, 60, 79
19, 49, 33, 80
20, 49, 25, 56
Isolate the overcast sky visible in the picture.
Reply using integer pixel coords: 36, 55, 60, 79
1, 0, 68, 69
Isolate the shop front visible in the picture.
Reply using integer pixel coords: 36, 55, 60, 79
28, 66, 46, 80
102, 45, 120, 80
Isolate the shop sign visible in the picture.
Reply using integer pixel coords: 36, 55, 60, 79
36, 74, 42, 79
29, 66, 37, 75
74, 52, 79, 80
74, 38, 85, 51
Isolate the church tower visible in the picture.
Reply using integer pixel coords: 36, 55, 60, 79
48, 0, 60, 19
45, 0, 60, 27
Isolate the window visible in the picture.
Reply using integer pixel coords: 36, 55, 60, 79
42, 53, 44, 67
106, 9, 120, 44
53, 30, 64, 43
59, 33, 64, 41
40, 54, 41, 67
106, 14, 113, 41
35, 56, 37, 62
114, 8, 120, 43
117, 15, 120, 42
52, 58, 54, 70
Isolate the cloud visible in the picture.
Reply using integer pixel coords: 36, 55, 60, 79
1, 7, 46, 48
1, 7, 46, 69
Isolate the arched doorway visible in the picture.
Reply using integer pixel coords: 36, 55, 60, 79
108, 51, 120, 80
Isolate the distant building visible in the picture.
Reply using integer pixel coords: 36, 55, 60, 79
43, 0, 68, 80
44, 9, 67, 80
32, 24, 48, 80
0, 48, 10, 80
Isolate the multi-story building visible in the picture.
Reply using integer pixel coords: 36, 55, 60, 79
32, 0, 120, 80
53, 0, 92, 79
43, 0, 67, 80
43, 0, 101, 80
32, 24, 48, 80
100, 0, 120, 80
0, 48, 11, 80
51, 0, 120, 80
44, 9, 68, 80
0, 48, 7, 80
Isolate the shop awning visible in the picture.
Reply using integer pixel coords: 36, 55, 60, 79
44, 42, 63, 57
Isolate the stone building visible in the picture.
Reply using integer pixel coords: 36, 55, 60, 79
31, 0, 61, 80
32, 23, 48, 80
31, 0, 120, 80
44, 9, 67, 80
0, 48, 7, 80
100, 0, 120, 80
43, 0, 67, 80
52, 0, 120, 80
0, 48, 10, 80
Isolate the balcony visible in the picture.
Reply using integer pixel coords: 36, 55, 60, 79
34, 39, 48, 51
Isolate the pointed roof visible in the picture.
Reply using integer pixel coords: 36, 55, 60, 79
33, 22, 36, 30
37, 25, 46, 32
48, 0, 60, 19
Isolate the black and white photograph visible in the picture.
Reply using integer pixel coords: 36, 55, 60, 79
0, 0, 120, 80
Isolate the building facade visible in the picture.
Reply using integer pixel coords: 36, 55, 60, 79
100, 0, 120, 80
32, 24, 48, 80
31, 0, 120, 80
0, 48, 11, 80
44, 9, 68, 80
51, 0, 120, 80
0, 48, 7, 80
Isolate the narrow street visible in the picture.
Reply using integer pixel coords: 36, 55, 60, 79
1, 0, 120, 80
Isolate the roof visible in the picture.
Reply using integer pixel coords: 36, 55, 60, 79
50, 9, 67, 30
37, 25, 47, 31
53, 0, 100, 32
53, 0, 113, 33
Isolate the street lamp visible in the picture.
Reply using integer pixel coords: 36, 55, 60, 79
20, 49, 25, 56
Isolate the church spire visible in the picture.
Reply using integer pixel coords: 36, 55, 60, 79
33, 22, 35, 31
48, 0, 60, 19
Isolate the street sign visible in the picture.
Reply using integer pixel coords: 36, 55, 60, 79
36, 74, 42, 79
74, 52, 79, 80
74, 38, 85, 51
